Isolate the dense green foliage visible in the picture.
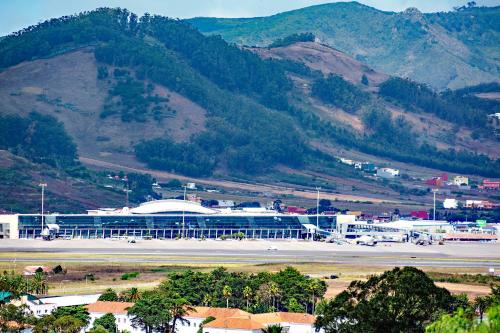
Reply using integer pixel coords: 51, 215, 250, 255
128, 289, 193, 333
93, 313, 117, 332
0, 112, 77, 168
135, 138, 216, 177
312, 74, 369, 113
379, 77, 500, 128
425, 285, 500, 333
315, 267, 455, 333
98, 288, 119, 301
161, 267, 326, 313
269, 32, 315, 48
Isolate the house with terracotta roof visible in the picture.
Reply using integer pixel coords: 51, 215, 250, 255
86, 301, 137, 332
84, 302, 321, 333
202, 311, 319, 333
203, 315, 264, 333
252, 312, 317, 333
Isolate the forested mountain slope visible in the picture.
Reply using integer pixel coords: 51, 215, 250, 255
0, 8, 499, 184
188, 2, 500, 90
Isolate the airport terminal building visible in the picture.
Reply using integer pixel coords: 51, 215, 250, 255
0, 200, 338, 240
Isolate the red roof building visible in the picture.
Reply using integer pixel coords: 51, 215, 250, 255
425, 178, 443, 187
480, 179, 500, 190
410, 211, 429, 219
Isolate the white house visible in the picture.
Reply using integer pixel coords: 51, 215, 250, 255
376, 168, 399, 179
86, 301, 137, 333
453, 176, 469, 186
203, 311, 319, 333
443, 198, 458, 209
84, 303, 320, 333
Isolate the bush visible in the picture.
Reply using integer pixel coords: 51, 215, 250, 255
121, 272, 140, 280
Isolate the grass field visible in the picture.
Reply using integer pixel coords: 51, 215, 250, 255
1, 259, 495, 299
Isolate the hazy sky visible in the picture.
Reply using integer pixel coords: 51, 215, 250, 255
1, 0, 499, 36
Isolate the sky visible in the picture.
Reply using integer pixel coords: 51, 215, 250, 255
1, 0, 499, 36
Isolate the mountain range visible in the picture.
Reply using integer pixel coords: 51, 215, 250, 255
188, 2, 500, 90
0, 5, 499, 212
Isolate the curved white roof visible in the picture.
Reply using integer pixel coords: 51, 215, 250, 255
130, 199, 217, 215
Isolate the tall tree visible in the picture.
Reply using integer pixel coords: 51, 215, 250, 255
128, 291, 171, 333
243, 286, 253, 310
315, 267, 454, 333
222, 285, 232, 308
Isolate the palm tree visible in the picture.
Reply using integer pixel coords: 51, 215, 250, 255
32, 271, 48, 295
269, 282, 281, 311
222, 285, 232, 308
308, 279, 321, 314
169, 296, 194, 333
203, 293, 213, 306
127, 287, 141, 302
243, 286, 253, 310
261, 324, 283, 333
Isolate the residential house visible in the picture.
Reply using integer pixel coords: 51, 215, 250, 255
465, 200, 494, 209
452, 176, 469, 186
479, 179, 500, 190
86, 301, 137, 333
84, 303, 321, 333
443, 199, 458, 209
425, 177, 442, 187
410, 211, 429, 220
203, 312, 319, 333
376, 168, 399, 179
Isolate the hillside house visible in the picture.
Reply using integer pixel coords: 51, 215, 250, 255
361, 162, 377, 173
452, 176, 469, 186
425, 177, 443, 187
443, 198, 458, 209
479, 179, 500, 190
410, 211, 429, 219
376, 168, 399, 179
465, 200, 494, 209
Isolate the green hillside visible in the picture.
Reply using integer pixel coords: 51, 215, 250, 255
188, 2, 500, 90
0, 8, 499, 181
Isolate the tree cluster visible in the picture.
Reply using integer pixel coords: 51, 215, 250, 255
379, 77, 499, 128
0, 112, 78, 168
161, 267, 326, 314
312, 74, 369, 113
269, 33, 316, 48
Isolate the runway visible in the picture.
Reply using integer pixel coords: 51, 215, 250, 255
0, 239, 499, 268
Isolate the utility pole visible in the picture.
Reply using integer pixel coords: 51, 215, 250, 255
39, 183, 47, 234
182, 185, 187, 238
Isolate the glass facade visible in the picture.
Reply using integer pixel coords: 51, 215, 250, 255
18, 214, 337, 239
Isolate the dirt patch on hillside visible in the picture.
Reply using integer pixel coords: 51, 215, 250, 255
0, 48, 206, 159
253, 42, 389, 88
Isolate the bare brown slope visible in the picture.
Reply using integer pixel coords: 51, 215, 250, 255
0, 48, 206, 159
252, 42, 389, 90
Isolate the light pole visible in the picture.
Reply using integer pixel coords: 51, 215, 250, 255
39, 183, 47, 234
432, 188, 438, 221
182, 185, 187, 238
316, 187, 321, 230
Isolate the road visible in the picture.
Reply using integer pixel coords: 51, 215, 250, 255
80, 156, 397, 204
1, 239, 499, 268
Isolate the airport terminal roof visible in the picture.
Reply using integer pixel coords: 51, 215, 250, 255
129, 199, 217, 215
